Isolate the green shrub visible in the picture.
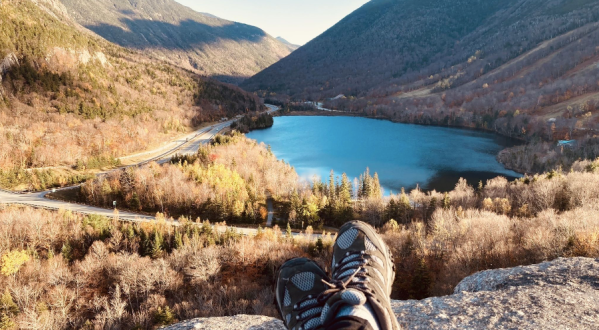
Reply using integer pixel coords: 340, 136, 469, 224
153, 306, 176, 326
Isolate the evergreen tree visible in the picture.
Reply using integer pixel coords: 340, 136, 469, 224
442, 193, 451, 210
385, 197, 397, 221
398, 188, 412, 224
130, 192, 141, 211
372, 173, 383, 199
151, 230, 164, 258
362, 168, 372, 198
328, 170, 336, 199
339, 173, 352, 206
61, 241, 73, 262
410, 258, 432, 300
327, 170, 337, 219
426, 197, 438, 230
358, 174, 365, 198
173, 230, 183, 250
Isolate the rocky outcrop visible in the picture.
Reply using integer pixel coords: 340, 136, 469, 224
0, 53, 18, 76
163, 258, 599, 330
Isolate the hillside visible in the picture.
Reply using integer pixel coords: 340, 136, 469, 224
276, 37, 300, 51
58, 0, 291, 83
0, 0, 263, 190
243, 0, 599, 142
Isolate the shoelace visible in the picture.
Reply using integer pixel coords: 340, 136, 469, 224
292, 294, 324, 330
318, 251, 377, 320
292, 252, 374, 330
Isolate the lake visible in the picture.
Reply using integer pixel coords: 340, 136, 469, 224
247, 116, 522, 193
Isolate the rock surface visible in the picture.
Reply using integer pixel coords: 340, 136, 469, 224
163, 258, 599, 330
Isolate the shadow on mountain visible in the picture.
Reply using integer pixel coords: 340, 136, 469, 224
211, 74, 247, 85
85, 18, 267, 50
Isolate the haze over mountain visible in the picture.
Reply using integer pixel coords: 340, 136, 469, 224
59, 0, 291, 83
276, 37, 301, 52
243, 0, 599, 143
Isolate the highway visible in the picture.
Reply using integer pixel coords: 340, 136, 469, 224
0, 105, 296, 238
125, 104, 280, 165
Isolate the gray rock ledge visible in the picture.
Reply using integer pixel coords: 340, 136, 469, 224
164, 257, 599, 330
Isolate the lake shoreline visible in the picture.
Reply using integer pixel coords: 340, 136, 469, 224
248, 116, 522, 193
277, 110, 528, 175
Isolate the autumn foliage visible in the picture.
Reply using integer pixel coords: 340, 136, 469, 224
0, 0, 263, 191
77, 134, 299, 223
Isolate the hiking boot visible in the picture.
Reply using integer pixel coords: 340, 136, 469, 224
275, 258, 330, 330
320, 220, 400, 330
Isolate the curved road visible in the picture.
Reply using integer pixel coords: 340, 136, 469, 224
0, 105, 294, 237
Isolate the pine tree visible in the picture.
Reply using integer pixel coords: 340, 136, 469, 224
362, 168, 372, 198
372, 172, 383, 199
61, 241, 73, 262
358, 174, 365, 198
151, 230, 164, 258
340, 173, 352, 206
130, 192, 141, 211
386, 198, 398, 221
398, 188, 412, 224
426, 197, 438, 229
410, 258, 432, 300
286, 223, 292, 238
173, 230, 183, 250
327, 170, 337, 218
442, 193, 451, 210
328, 170, 336, 200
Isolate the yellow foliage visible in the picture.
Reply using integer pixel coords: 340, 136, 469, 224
1, 250, 30, 276
494, 198, 512, 215
482, 198, 494, 211
186, 163, 248, 216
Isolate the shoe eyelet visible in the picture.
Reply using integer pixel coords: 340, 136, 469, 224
346, 252, 350, 256
296, 315, 300, 320
308, 295, 312, 299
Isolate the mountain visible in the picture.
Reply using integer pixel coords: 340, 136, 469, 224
58, 0, 291, 84
242, 0, 599, 141
0, 0, 262, 184
276, 37, 301, 51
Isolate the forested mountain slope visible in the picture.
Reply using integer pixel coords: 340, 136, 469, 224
0, 0, 263, 184
243, 0, 599, 142
58, 0, 291, 83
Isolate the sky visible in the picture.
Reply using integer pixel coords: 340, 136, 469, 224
173, 0, 371, 45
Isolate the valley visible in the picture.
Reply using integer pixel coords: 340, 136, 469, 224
2, 0, 599, 329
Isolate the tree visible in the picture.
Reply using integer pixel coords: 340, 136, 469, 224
372, 173, 383, 199
410, 258, 432, 300
1, 250, 30, 276
339, 173, 353, 205
426, 197, 438, 229
442, 193, 451, 210
398, 188, 412, 224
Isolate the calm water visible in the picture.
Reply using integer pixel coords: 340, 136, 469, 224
247, 116, 522, 193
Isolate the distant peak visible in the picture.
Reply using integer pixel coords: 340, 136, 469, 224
276, 36, 301, 51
